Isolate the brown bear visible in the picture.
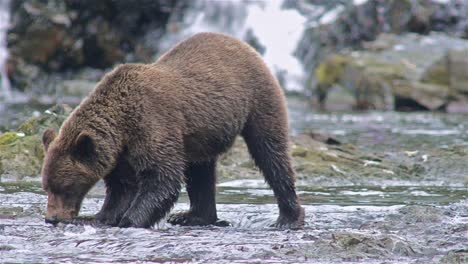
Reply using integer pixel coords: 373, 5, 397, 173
41, 32, 305, 228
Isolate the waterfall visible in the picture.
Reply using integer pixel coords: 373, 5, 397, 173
159, 0, 307, 91
0, 0, 11, 100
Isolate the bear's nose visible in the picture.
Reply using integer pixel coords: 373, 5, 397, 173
45, 216, 59, 225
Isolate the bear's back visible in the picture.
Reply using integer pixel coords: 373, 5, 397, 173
156, 33, 278, 96
146, 33, 282, 135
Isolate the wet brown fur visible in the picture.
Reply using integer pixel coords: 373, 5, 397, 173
42, 32, 304, 228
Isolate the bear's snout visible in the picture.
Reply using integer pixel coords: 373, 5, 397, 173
45, 215, 59, 225
45, 192, 79, 223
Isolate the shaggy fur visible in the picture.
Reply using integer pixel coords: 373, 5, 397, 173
42, 32, 305, 228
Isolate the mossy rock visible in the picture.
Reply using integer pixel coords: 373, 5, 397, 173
2, 106, 421, 185
315, 55, 350, 86
17, 104, 73, 136
0, 104, 72, 180
312, 33, 468, 112
0, 132, 23, 145
219, 134, 412, 186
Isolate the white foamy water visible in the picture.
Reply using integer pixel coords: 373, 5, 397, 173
159, 0, 307, 91
0, 0, 11, 100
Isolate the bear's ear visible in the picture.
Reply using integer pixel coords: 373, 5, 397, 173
42, 128, 56, 151
74, 132, 96, 160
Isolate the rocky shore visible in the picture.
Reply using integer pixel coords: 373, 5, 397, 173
1, 105, 466, 188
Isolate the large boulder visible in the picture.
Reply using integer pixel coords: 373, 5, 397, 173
313, 33, 468, 112
0, 104, 72, 180
448, 48, 468, 94
7, 0, 184, 92
295, 0, 468, 75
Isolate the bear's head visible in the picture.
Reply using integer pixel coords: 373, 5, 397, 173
41, 128, 101, 224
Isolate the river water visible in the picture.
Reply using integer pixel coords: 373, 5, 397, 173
1, 98, 467, 263
0, 182, 466, 263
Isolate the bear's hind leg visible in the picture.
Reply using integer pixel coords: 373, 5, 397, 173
242, 117, 305, 228
168, 159, 228, 226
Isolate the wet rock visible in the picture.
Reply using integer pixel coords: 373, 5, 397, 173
298, 231, 420, 261
398, 205, 444, 223
0, 104, 72, 180
392, 81, 450, 111
0, 206, 23, 219
8, 0, 181, 69
295, 0, 468, 75
329, 232, 418, 257
7, 62, 104, 98
7, 0, 184, 92
0, 245, 15, 251
312, 33, 468, 112
1, 103, 416, 185
421, 144, 468, 184
439, 249, 468, 264
449, 48, 468, 94
220, 133, 412, 186
305, 130, 341, 145
3, 104, 464, 186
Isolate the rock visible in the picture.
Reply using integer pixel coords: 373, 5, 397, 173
0, 104, 72, 180
7, 0, 184, 92
398, 205, 443, 223
313, 55, 352, 109
300, 230, 420, 260
446, 98, 468, 113
220, 133, 413, 186
295, 0, 468, 75
392, 80, 450, 111
421, 54, 449, 86
7, 60, 104, 98
448, 48, 468, 94
312, 33, 468, 112
8, 0, 181, 70
329, 232, 417, 257
306, 131, 341, 145
295, 0, 468, 112
0, 103, 416, 184
439, 249, 468, 264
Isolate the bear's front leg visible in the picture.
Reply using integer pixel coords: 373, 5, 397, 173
96, 159, 138, 226
167, 159, 229, 227
118, 166, 183, 228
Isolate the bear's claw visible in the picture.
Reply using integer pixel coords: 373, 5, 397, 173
167, 212, 230, 227
271, 206, 305, 229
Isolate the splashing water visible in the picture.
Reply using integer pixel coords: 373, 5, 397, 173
159, 0, 307, 90
0, 0, 11, 100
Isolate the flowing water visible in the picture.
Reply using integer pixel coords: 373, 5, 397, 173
1, 181, 467, 263
288, 97, 468, 152
0, 183, 468, 263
